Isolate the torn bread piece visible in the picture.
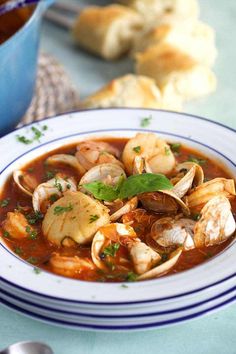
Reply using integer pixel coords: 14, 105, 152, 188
136, 44, 217, 101
118, 0, 199, 27
72, 5, 143, 60
79, 74, 183, 111
132, 21, 217, 67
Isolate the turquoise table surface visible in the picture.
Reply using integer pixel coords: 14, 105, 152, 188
1, 0, 236, 353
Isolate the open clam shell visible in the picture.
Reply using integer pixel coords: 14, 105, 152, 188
91, 223, 137, 271
13, 170, 37, 197
79, 163, 126, 186
32, 176, 77, 213
139, 189, 190, 215
172, 162, 204, 199
137, 248, 182, 280
151, 216, 195, 250
194, 195, 236, 247
186, 177, 236, 212
110, 197, 138, 222
129, 239, 161, 274
46, 154, 86, 176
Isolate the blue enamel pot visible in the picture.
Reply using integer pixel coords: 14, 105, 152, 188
0, 0, 54, 136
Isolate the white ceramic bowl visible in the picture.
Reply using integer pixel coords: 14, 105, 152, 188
0, 109, 236, 331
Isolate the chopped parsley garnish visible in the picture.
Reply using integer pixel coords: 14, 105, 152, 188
54, 178, 63, 192
121, 284, 128, 289
53, 204, 73, 215
26, 211, 43, 225
49, 194, 59, 203
89, 214, 99, 223
170, 143, 181, 154
126, 272, 138, 282
16, 125, 47, 145
103, 243, 120, 257
0, 198, 10, 208
140, 116, 152, 127
161, 253, 168, 262
27, 167, 34, 173
25, 226, 38, 240
45, 170, 56, 179
187, 155, 206, 166
3, 230, 11, 239
16, 135, 32, 144
164, 147, 171, 156
205, 252, 213, 259
31, 126, 43, 141
33, 267, 41, 274
42, 125, 48, 131
133, 146, 141, 153
192, 213, 201, 221
27, 256, 38, 264
15, 247, 23, 255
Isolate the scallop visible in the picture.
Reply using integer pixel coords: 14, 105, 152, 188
122, 133, 176, 175
194, 195, 236, 247
42, 191, 110, 246
32, 176, 77, 213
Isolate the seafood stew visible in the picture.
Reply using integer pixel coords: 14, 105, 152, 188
0, 133, 235, 282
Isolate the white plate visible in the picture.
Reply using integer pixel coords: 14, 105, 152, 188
0, 108, 236, 330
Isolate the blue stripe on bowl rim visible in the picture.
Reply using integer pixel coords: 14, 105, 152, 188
1, 283, 236, 319
0, 109, 235, 306
1, 292, 236, 331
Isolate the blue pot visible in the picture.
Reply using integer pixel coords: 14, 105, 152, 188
0, 0, 54, 136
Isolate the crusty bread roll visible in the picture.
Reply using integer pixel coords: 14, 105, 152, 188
72, 5, 143, 60
79, 74, 183, 111
132, 21, 217, 67
136, 44, 217, 100
118, 0, 199, 27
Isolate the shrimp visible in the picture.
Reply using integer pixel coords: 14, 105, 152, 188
122, 133, 176, 175
76, 141, 122, 171
2, 211, 30, 239
50, 253, 95, 277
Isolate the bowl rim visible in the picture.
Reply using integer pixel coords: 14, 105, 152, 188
0, 108, 236, 305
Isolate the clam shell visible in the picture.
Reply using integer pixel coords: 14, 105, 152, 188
46, 154, 86, 175
138, 248, 182, 280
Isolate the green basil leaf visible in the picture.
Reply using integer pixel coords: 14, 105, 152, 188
83, 181, 119, 202
118, 173, 173, 199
